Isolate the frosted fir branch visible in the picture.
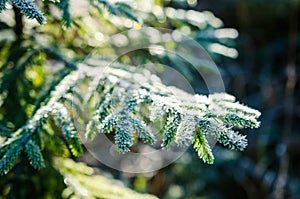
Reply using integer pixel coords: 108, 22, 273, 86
175, 116, 197, 147
130, 117, 155, 144
84, 62, 261, 164
51, 102, 83, 156
0, 71, 85, 175
97, 113, 117, 134
114, 113, 134, 152
0, 62, 261, 175
11, 0, 46, 24
218, 129, 248, 151
0, 0, 7, 11
149, 100, 164, 122
161, 107, 181, 148
197, 117, 248, 151
24, 139, 45, 169
1, 0, 137, 25
0, 141, 23, 175
85, 83, 119, 140
222, 113, 260, 129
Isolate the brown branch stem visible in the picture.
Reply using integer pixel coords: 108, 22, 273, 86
13, 5, 23, 39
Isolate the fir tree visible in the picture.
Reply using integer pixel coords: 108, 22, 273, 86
0, 0, 260, 198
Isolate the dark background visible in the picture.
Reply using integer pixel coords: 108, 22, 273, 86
155, 0, 300, 198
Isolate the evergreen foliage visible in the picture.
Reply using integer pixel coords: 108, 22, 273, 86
82, 63, 260, 164
0, 0, 137, 25
0, 60, 260, 175
0, 0, 262, 197
0, 71, 85, 174
11, 0, 46, 24
0, 0, 7, 12
54, 157, 158, 199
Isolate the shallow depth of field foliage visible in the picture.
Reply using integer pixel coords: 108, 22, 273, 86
0, 0, 296, 198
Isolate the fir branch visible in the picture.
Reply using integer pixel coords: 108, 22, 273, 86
91, 0, 138, 22
197, 117, 248, 151
115, 2, 138, 22
2, 0, 137, 26
0, 139, 23, 175
11, 0, 46, 24
114, 2, 131, 10
222, 113, 260, 129
0, 62, 261, 175
85, 119, 98, 140
31, 69, 70, 116
0, 0, 7, 12
83, 62, 261, 163
51, 102, 83, 156
24, 139, 45, 169
218, 129, 248, 151
56, 0, 72, 27
175, 116, 196, 147
114, 112, 134, 152
97, 113, 117, 134
53, 157, 158, 199
130, 117, 155, 144
97, 0, 117, 15
86, 82, 117, 140
161, 108, 181, 148
193, 125, 214, 164
0, 71, 85, 174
